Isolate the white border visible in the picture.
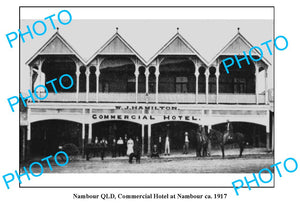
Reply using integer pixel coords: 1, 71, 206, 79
18, 6, 274, 188
21, 7, 273, 19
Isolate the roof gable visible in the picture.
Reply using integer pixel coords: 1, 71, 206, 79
100, 36, 133, 54
222, 37, 253, 55
86, 33, 146, 65
40, 36, 73, 54
209, 32, 271, 66
26, 32, 84, 65
162, 37, 194, 54
148, 33, 208, 66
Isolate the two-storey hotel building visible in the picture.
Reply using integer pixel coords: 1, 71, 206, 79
20, 28, 274, 160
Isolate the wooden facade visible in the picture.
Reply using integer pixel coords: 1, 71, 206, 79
20, 29, 274, 161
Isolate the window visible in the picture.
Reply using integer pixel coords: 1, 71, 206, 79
175, 77, 188, 93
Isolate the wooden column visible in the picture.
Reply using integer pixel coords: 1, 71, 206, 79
154, 58, 163, 104
147, 124, 151, 155
155, 66, 160, 103
266, 111, 271, 151
265, 68, 268, 104
141, 124, 145, 155
96, 66, 100, 103
194, 65, 199, 104
85, 66, 90, 103
82, 122, 85, 156
216, 63, 220, 104
145, 67, 150, 103
190, 58, 200, 104
76, 63, 80, 103
266, 128, 270, 151
26, 122, 31, 160
88, 122, 92, 144
27, 122, 31, 141
205, 68, 209, 104
29, 66, 33, 91
145, 67, 149, 94
96, 58, 104, 103
255, 63, 259, 104
37, 61, 43, 102
135, 64, 139, 103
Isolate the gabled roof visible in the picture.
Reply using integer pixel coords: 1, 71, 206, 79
86, 32, 146, 65
209, 32, 271, 66
148, 32, 208, 66
26, 31, 85, 65
26, 29, 272, 69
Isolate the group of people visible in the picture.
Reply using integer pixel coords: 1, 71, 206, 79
88, 135, 141, 160
152, 132, 189, 157
113, 135, 139, 157
87, 126, 210, 161
151, 135, 171, 157
153, 128, 210, 157
94, 137, 108, 160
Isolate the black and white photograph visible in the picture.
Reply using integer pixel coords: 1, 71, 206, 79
19, 7, 274, 181
0, 3, 299, 213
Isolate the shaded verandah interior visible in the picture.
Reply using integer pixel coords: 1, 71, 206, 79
27, 29, 269, 105
21, 119, 268, 160
37, 54, 262, 104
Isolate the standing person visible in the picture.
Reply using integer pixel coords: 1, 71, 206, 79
164, 134, 170, 156
126, 137, 134, 156
99, 137, 108, 160
183, 132, 189, 154
134, 137, 141, 160
85, 137, 94, 161
117, 137, 124, 157
111, 138, 117, 158
129, 137, 141, 164
94, 136, 99, 157
196, 125, 206, 157
151, 144, 159, 158
135, 137, 140, 148
158, 136, 163, 154
207, 129, 211, 157
196, 125, 202, 157
135, 136, 142, 156
123, 134, 128, 156
201, 127, 209, 157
